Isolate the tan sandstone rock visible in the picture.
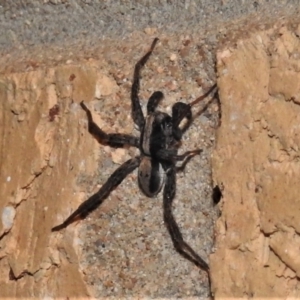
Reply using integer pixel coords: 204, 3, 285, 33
0, 36, 217, 298
211, 24, 300, 298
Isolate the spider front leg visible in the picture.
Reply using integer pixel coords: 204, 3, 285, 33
163, 165, 209, 271
175, 149, 203, 172
131, 38, 159, 130
172, 84, 218, 136
80, 101, 139, 148
52, 156, 141, 231
157, 148, 203, 172
156, 148, 202, 162
188, 83, 217, 108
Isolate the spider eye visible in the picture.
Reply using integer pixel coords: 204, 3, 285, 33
161, 119, 172, 130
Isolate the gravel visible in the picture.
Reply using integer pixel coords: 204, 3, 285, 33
0, 0, 299, 52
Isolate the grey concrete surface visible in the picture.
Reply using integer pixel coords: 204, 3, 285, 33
0, 0, 299, 52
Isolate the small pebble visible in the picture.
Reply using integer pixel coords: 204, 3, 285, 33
111, 148, 127, 164
169, 53, 177, 61
2, 206, 16, 230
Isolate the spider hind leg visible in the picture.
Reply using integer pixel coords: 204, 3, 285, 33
52, 156, 141, 231
163, 165, 209, 271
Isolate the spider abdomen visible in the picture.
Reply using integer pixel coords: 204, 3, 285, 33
138, 156, 165, 197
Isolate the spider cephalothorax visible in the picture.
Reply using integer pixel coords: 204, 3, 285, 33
52, 38, 216, 272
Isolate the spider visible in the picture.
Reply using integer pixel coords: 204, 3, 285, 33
52, 38, 217, 272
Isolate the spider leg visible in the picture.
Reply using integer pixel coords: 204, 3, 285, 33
175, 149, 202, 172
147, 91, 164, 113
172, 84, 218, 135
80, 101, 139, 148
156, 149, 202, 162
188, 83, 217, 107
191, 85, 219, 121
52, 156, 141, 231
163, 165, 209, 271
131, 38, 159, 130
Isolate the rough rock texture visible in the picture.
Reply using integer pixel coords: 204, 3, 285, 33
211, 23, 300, 298
0, 36, 218, 298
1, 1, 300, 299
0, 0, 298, 51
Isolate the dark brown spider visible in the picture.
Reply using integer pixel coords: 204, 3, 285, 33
52, 38, 216, 272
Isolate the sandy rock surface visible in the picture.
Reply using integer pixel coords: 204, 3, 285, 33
0, 35, 218, 298
211, 23, 300, 298
1, 1, 300, 299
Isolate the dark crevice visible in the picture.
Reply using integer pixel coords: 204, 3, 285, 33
9, 267, 35, 281
0, 229, 10, 241
212, 185, 222, 205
